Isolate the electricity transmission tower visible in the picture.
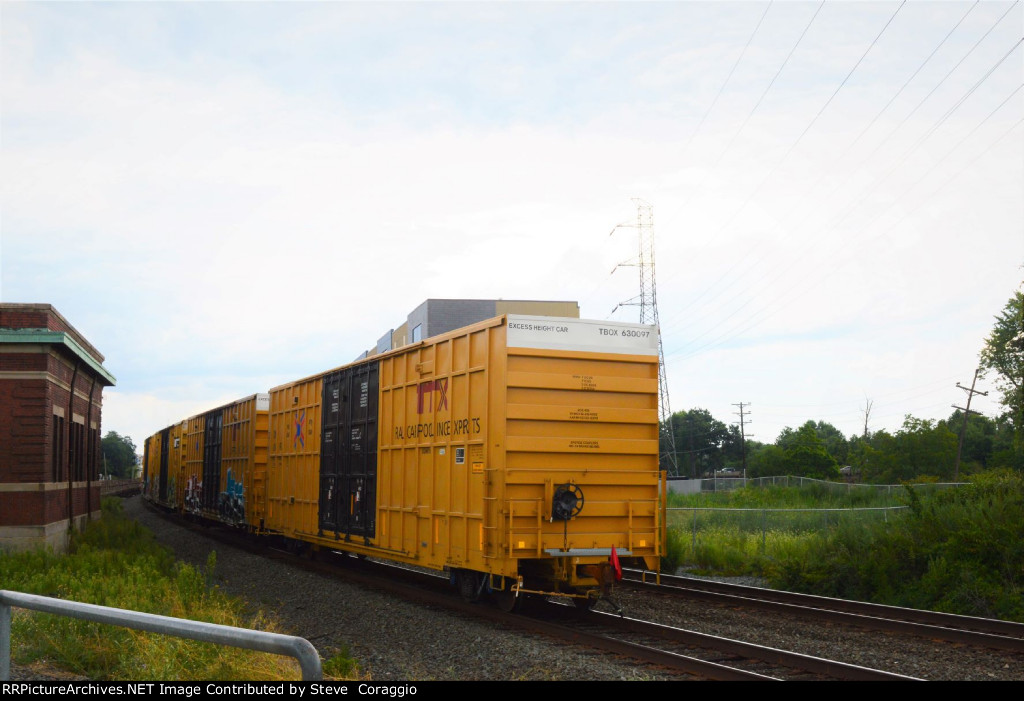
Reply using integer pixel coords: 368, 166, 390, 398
611, 199, 679, 475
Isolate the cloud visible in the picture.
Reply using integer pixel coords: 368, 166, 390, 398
2, 1, 1021, 446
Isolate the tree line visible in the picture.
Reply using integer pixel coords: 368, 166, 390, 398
663, 283, 1024, 482
663, 408, 1017, 483
100, 431, 139, 479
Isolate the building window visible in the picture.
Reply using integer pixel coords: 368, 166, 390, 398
412, 324, 422, 343
52, 415, 64, 481
70, 421, 84, 482
89, 428, 98, 480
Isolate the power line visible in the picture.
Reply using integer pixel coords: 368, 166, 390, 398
865, 0, 1020, 163
658, 1, 913, 332
657, 4, 1018, 340
664, 74, 1023, 359
840, 1, 982, 157
696, 0, 908, 252
677, 1, 775, 159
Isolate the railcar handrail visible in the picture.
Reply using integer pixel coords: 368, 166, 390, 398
0, 590, 321, 681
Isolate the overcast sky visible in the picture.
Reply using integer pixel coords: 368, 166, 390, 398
2, 1, 1022, 451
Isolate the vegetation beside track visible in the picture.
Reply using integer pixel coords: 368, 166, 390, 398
0, 498, 359, 680
663, 470, 1024, 622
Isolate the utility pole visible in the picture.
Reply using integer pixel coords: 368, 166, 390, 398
953, 369, 987, 482
858, 397, 873, 483
686, 415, 696, 479
610, 199, 679, 475
733, 402, 751, 479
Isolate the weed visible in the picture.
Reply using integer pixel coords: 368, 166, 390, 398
0, 498, 359, 680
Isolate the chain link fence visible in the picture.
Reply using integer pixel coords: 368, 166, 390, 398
668, 504, 909, 554
670, 474, 965, 496
664, 476, 966, 566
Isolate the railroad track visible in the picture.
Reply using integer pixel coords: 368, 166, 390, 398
143, 505, 920, 680
527, 601, 919, 681
621, 569, 1024, 654
301, 555, 915, 681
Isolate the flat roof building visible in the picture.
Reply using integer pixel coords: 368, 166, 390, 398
371, 299, 580, 357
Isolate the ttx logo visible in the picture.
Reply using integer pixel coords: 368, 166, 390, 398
416, 379, 448, 414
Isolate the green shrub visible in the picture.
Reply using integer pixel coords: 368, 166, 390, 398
0, 498, 361, 680
665, 472, 1023, 621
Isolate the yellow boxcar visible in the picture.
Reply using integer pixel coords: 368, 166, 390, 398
182, 414, 205, 515
165, 395, 270, 526
146, 421, 185, 510
218, 393, 269, 528
142, 432, 160, 501
266, 314, 664, 605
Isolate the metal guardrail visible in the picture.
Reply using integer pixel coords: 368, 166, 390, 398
0, 590, 322, 681
99, 478, 143, 497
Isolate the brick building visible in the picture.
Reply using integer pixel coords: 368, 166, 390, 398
0, 304, 116, 552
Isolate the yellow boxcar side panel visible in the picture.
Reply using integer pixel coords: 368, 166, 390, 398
143, 433, 160, 501
182, 415, 204, 515
376, 318, 505, 574
172, 422, 185, 510
266, 377, 322, 537
220, 393, 269, 528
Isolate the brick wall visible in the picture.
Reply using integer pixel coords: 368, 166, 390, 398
1, 305, 109, 551
0, 484, 102, 525
0, 303, 105, 363
0, 379, 47, 480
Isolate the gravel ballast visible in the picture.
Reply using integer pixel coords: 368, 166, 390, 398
9, 496, 1024, 681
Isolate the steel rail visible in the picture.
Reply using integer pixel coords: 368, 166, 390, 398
624, 569, 1024, 652
137, 502, 918, 680
580, 609, 920, 681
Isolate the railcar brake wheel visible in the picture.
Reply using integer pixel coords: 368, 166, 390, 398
551, 483, 584, 521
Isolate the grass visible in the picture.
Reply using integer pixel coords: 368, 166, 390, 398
668, 480, 909, 509
0, 498, 361, 681
664, 471, 1024, 621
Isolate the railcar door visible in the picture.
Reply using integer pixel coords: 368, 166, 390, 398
158, 427, 170, 502
319, 363, 378, 541
202, 408, 223, 513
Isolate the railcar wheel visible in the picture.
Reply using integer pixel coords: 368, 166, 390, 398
455, 569, 482, 602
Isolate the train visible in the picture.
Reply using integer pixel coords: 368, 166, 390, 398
142, 313, 667, 610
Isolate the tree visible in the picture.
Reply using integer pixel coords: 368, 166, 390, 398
779, 420, 849, 464
722, 424, 755, 469
980, 286, 1024, 469
892, 416, 957, 481
810, 420, 850, 465
938, 409, 1006, 471
782, 424, 840, 479
852, 429, 899, 483
747, 444, 786, 478
667, 408, 730, 477
101, 431, 138, 479
854, 417, 957, 483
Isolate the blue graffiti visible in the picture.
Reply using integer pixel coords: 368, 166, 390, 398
218, 467, 246, 524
